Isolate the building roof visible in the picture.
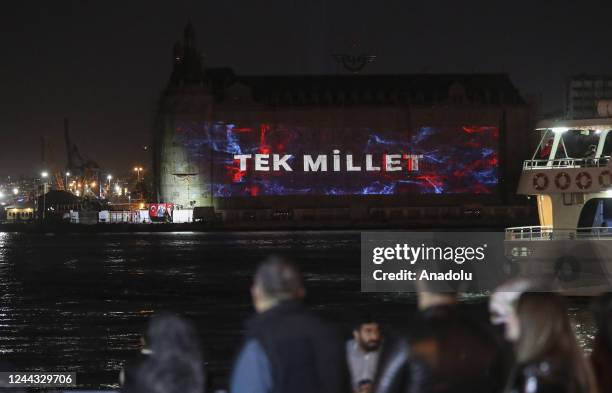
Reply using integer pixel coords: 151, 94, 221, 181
202, 69, 526, 106
536, 117, 612, 131
4, 201, 34, 210
37, 190, 80, 205
568, 74, 612, 81
165, 25, 525, 107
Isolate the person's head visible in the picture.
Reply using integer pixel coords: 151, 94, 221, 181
128, 313, 205, 393
353, 315, 382, 352
593, 292, 612, 352
489, 278, 534, 342
512, 292, 595, 393
144, 313, 202, 359
512, 292, 574, 362
251, 256, 305, 313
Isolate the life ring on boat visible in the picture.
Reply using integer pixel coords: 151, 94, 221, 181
532, 173, 549, 191
599, 170, 612, 187
575, 172, 592, 190
554, 256, 580, 282
554, 172, 571, 190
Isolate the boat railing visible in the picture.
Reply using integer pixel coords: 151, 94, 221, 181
506, 226, 612, 240
523, 157, 610, 170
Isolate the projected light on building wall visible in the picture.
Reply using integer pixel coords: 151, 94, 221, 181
173, 122, 499, 197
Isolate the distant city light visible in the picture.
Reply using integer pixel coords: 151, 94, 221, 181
114, 185, 122, 195
12, 188, 18, 195
134, 166, 144, 181
91, 181, 97, 188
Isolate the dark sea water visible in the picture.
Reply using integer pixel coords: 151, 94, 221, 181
0, 231, 596, 390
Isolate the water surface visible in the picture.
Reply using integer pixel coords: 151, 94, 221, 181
0, 231, 595, 389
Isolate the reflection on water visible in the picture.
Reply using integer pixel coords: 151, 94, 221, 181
0, 231, 598, 389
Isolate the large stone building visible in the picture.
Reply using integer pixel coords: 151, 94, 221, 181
153, 25, 534, 221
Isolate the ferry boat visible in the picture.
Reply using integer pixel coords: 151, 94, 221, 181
505, 116, 612, 294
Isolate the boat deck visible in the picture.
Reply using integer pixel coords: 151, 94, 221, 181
522, 157, 610, 170
506, 226, 612, 240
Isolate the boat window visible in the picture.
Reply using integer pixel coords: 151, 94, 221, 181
560, 130, 600, 158
603, 132, 612, 156
578, 198, 612, 227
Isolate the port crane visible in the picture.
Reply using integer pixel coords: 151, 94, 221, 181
63, 118, 101, 196
40, 136, 65, 191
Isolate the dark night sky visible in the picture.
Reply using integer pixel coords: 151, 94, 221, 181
2, 0, 612, 178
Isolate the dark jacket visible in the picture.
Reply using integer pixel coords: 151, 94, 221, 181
371, 333, 410, 393
509, 358, 586, 393
373, 305, 503, 393
591, 341, 612, 393
245, 300, 350, 393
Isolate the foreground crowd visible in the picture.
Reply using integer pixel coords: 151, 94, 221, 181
122, 257, 612, 393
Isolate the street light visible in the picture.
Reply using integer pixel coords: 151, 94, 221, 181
106, 175, 113, 197
41, 171, 49, 221
65, 172, 71, 191
12, 188, 18, 195
133, 166, 143, 182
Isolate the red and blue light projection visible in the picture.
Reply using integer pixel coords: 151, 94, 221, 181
173, 122, 499, 197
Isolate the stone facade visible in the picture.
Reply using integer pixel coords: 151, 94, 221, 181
154, 25, 534, 211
